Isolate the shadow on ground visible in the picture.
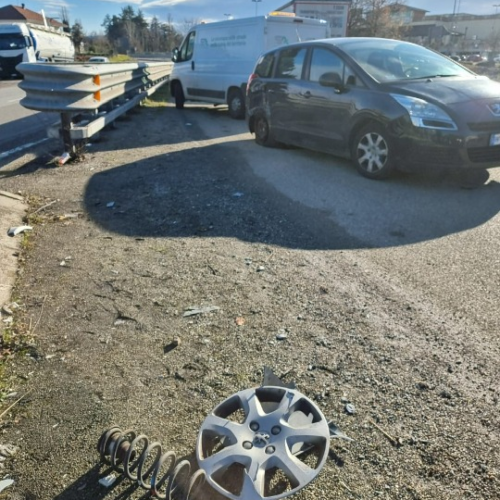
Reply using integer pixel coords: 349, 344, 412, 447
82, 134, 500, 250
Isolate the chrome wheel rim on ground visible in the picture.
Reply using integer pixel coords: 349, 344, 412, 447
196, 386, 330, 500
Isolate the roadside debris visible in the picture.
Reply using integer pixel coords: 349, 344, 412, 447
31, 199, 57, 215
98, 473, 117, 488
369, 419, 402, 447
7, 225, 32, 237
58, 152, 71, 166
345, 403, 356, 415
183, 305, 220, 317
276, 329, 288, 340
235, 317, 245, 326
0, 479, 14, 493
164, 336, 181, 354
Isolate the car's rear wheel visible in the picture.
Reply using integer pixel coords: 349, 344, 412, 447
227, 88, 245, 119
173, 82, 185, 109
254, 112, 276, 147
352, 122, 396, 180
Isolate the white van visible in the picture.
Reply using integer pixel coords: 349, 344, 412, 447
170, 13, 330, 118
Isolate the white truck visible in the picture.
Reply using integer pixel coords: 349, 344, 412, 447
0, 22, 74, 78
170, 13, 330, 118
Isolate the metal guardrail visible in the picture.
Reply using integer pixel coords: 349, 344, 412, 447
16, 61, 172, 155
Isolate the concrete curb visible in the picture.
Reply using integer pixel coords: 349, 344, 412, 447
0, 190, 27, 307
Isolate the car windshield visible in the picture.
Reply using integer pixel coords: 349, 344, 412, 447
338, 39, 473, 83
0, 34, 27, 50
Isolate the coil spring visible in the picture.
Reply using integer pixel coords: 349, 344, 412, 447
98, 426, 206, 500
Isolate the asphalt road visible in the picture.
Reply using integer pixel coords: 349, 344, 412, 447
1, 102, 499, 500
188, 105, 500, 335
0, 79, 56, 159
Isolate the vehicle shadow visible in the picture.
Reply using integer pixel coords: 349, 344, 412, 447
83, 137, 500, 250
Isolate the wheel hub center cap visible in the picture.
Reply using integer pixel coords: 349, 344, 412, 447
253, 431, 270, 447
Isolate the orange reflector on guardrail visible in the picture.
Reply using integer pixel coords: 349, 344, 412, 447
93, 75, 101, 86
94, 91, 101, 101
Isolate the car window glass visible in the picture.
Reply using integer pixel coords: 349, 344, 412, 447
276, 47, 307, 79
179, 31, 195, 61
309, 48, 343, 83
255, 52, 275, 78
339, 39, 472, 82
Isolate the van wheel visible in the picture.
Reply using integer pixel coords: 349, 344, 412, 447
351, 122, 396, 179
228, 89, 244, 119
174, 83, 185, 109
254, 113, 276, 147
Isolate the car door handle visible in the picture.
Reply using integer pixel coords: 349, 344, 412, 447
191, 61, 195, 70
300, 91, 312, 98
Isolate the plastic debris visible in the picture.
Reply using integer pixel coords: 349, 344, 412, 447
345, 403, 356, 415
7, 225, 32, 237
58, 152, 71, 166
98, 473, 117, 488
0, 479, 14, 493
276, 330, 288, 340
183, 306, 220, 317
328, 422, 353, 441
106, 202, 115, 208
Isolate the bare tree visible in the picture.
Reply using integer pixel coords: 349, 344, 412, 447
348, 0, 407, 39
181, 18, 200, 35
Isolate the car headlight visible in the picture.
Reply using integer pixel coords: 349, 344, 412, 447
391, 94, 457, 130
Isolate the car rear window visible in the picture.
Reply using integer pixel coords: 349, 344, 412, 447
255, 52, 275, 78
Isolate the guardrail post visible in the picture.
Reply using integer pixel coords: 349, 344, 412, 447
60, 112, 75, 155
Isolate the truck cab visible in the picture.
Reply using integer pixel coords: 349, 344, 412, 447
0, 23, 36, 77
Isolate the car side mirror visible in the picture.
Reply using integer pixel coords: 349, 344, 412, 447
319, 72, 344, 92
172, 47, 179, 62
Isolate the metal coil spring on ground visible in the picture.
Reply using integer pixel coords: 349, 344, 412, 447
98, 426, 206, 500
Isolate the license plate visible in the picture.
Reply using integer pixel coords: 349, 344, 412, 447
490, 133, 500, 146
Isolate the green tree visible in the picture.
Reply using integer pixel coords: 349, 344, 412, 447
101, 5, 185, 54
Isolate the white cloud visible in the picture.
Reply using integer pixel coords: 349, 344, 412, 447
141, 0, 191, 7
95, 0, 143, 4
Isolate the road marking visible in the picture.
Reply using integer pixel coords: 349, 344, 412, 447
0, 138, 49, 160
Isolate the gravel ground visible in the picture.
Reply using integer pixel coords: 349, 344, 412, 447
0, 104, 498, 500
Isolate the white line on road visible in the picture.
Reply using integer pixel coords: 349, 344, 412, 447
0, 138, 49, 160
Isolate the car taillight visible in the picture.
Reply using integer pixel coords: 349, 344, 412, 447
246, 73, 258, 94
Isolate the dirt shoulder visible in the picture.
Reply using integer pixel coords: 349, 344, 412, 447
0, 105, 498, 500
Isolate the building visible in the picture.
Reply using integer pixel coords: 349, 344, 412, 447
0, 3, 65, 30
408, 13, 500, 55
277, 0, 352, 37
383, 3, 427, 24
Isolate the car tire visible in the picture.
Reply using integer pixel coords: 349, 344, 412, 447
352, 122, 396, 180
228, 88, 245, 119
173, 83, 185, 109
254, 112, 276, 147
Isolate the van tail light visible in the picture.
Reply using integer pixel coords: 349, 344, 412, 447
246, 73, 258, 94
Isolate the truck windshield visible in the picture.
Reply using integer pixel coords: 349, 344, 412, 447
0, 34, 27, 50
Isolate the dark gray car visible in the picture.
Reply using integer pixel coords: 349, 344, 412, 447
246, 37, 500, 179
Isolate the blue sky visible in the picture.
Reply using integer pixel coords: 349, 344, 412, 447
4, 1, 498, 34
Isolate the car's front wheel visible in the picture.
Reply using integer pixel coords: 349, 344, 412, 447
254, 112, 276, 147
352, 122, 396, 179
